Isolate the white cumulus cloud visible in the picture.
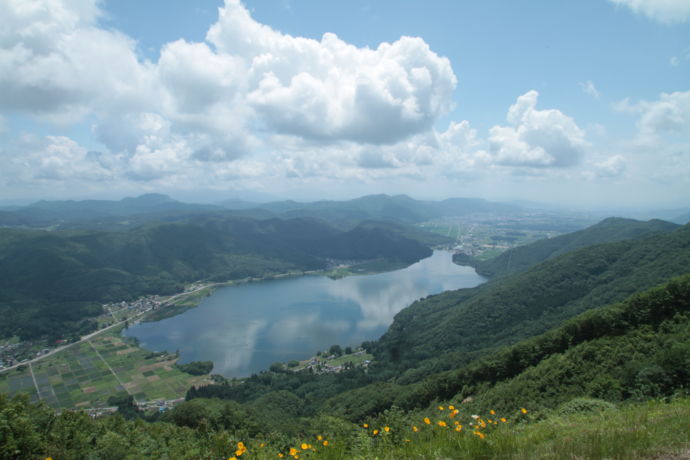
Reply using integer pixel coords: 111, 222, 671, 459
0, 0, 458, 190
592, 155, 627, 178
617, 90, 690, 144
208, 0, 457, 144
487, 91, 588, 168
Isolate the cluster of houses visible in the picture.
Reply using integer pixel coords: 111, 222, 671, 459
103, 295, 162, 323
301, 350, 371, 374
82, 397, 186, 418
0, 341, 39, 369
135, 397, 185, 413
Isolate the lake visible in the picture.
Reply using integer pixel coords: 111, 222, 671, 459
123, 250, 485, 377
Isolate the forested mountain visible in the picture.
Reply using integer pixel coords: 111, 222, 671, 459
318, 273, 690, 420
374, 221, 690, 374
454, 217, 678, 278
0, 217, 430, 340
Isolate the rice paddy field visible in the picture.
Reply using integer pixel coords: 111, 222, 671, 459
0, 326, 206, 408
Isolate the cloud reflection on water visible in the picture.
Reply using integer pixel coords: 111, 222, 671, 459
125, 251, 484, 377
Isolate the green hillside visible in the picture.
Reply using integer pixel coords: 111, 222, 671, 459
339, 273, 690, 419
375, 221, 690, 377
454, 217, 679, 278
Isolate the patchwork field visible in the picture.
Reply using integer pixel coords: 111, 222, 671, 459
0, 326, 206, 408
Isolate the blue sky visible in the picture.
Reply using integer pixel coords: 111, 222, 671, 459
1, 0, 689, 207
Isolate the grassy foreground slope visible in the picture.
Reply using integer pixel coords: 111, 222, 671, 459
3, 391, 686, 459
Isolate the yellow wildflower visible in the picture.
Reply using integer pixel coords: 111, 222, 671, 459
438, 405, 445, 411
260, 442, 265, 448
278, 454, 284, 459
363, 423, 369, 428
490, 409, 495, 415
423, 417, 431, 425
300, 443, 310, 450
373, 429, 379, 436
438, 420, 447, 427
317, 435, 323, 441
455, 425, 462, 432
501, 417, 507, 423
384, 426, 390, 432
412, 426, 419, 432
448, 405, 455, 410
289, 447, 298, 456
323, 440, 329, 447
521, 408, 528, 414
229, 457, 237, 460
235, 441, 247, 457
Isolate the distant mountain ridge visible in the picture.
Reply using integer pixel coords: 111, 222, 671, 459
0, 193, 523, 230
255, 194, 521, 226
0, 194, 219, 228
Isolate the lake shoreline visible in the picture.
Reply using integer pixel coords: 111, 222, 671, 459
124, 250, 485, 378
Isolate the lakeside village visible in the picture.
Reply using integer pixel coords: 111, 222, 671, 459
0, 296, 162, 370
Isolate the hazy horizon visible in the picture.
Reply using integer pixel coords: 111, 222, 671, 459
1, 0, 688, 208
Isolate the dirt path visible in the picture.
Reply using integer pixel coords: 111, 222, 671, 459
28, 362, 41, 400
86, 339, 130, 396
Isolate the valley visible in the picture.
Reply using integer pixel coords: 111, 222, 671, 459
0, 194, 688, 459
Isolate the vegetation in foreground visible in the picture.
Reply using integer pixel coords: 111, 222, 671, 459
1, 393, 688, 459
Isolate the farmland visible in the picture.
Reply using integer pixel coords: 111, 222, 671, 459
0, 326, 207, 409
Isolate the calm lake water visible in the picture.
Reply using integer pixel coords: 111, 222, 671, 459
123, 250, 485, 377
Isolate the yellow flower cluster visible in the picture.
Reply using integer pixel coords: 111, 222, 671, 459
394, 404, 521, 445
222, 406, 527, 458
228, 435, 331, 460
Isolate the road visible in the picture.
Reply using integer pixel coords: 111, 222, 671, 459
0, 284, 212, 374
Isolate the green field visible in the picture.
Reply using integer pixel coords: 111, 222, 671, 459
0, 326, 206, 408
326, 260, 409, 279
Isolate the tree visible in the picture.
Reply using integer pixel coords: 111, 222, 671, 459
329, 344, 343, 356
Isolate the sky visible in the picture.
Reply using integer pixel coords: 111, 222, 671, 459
1, 0, 689, 207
